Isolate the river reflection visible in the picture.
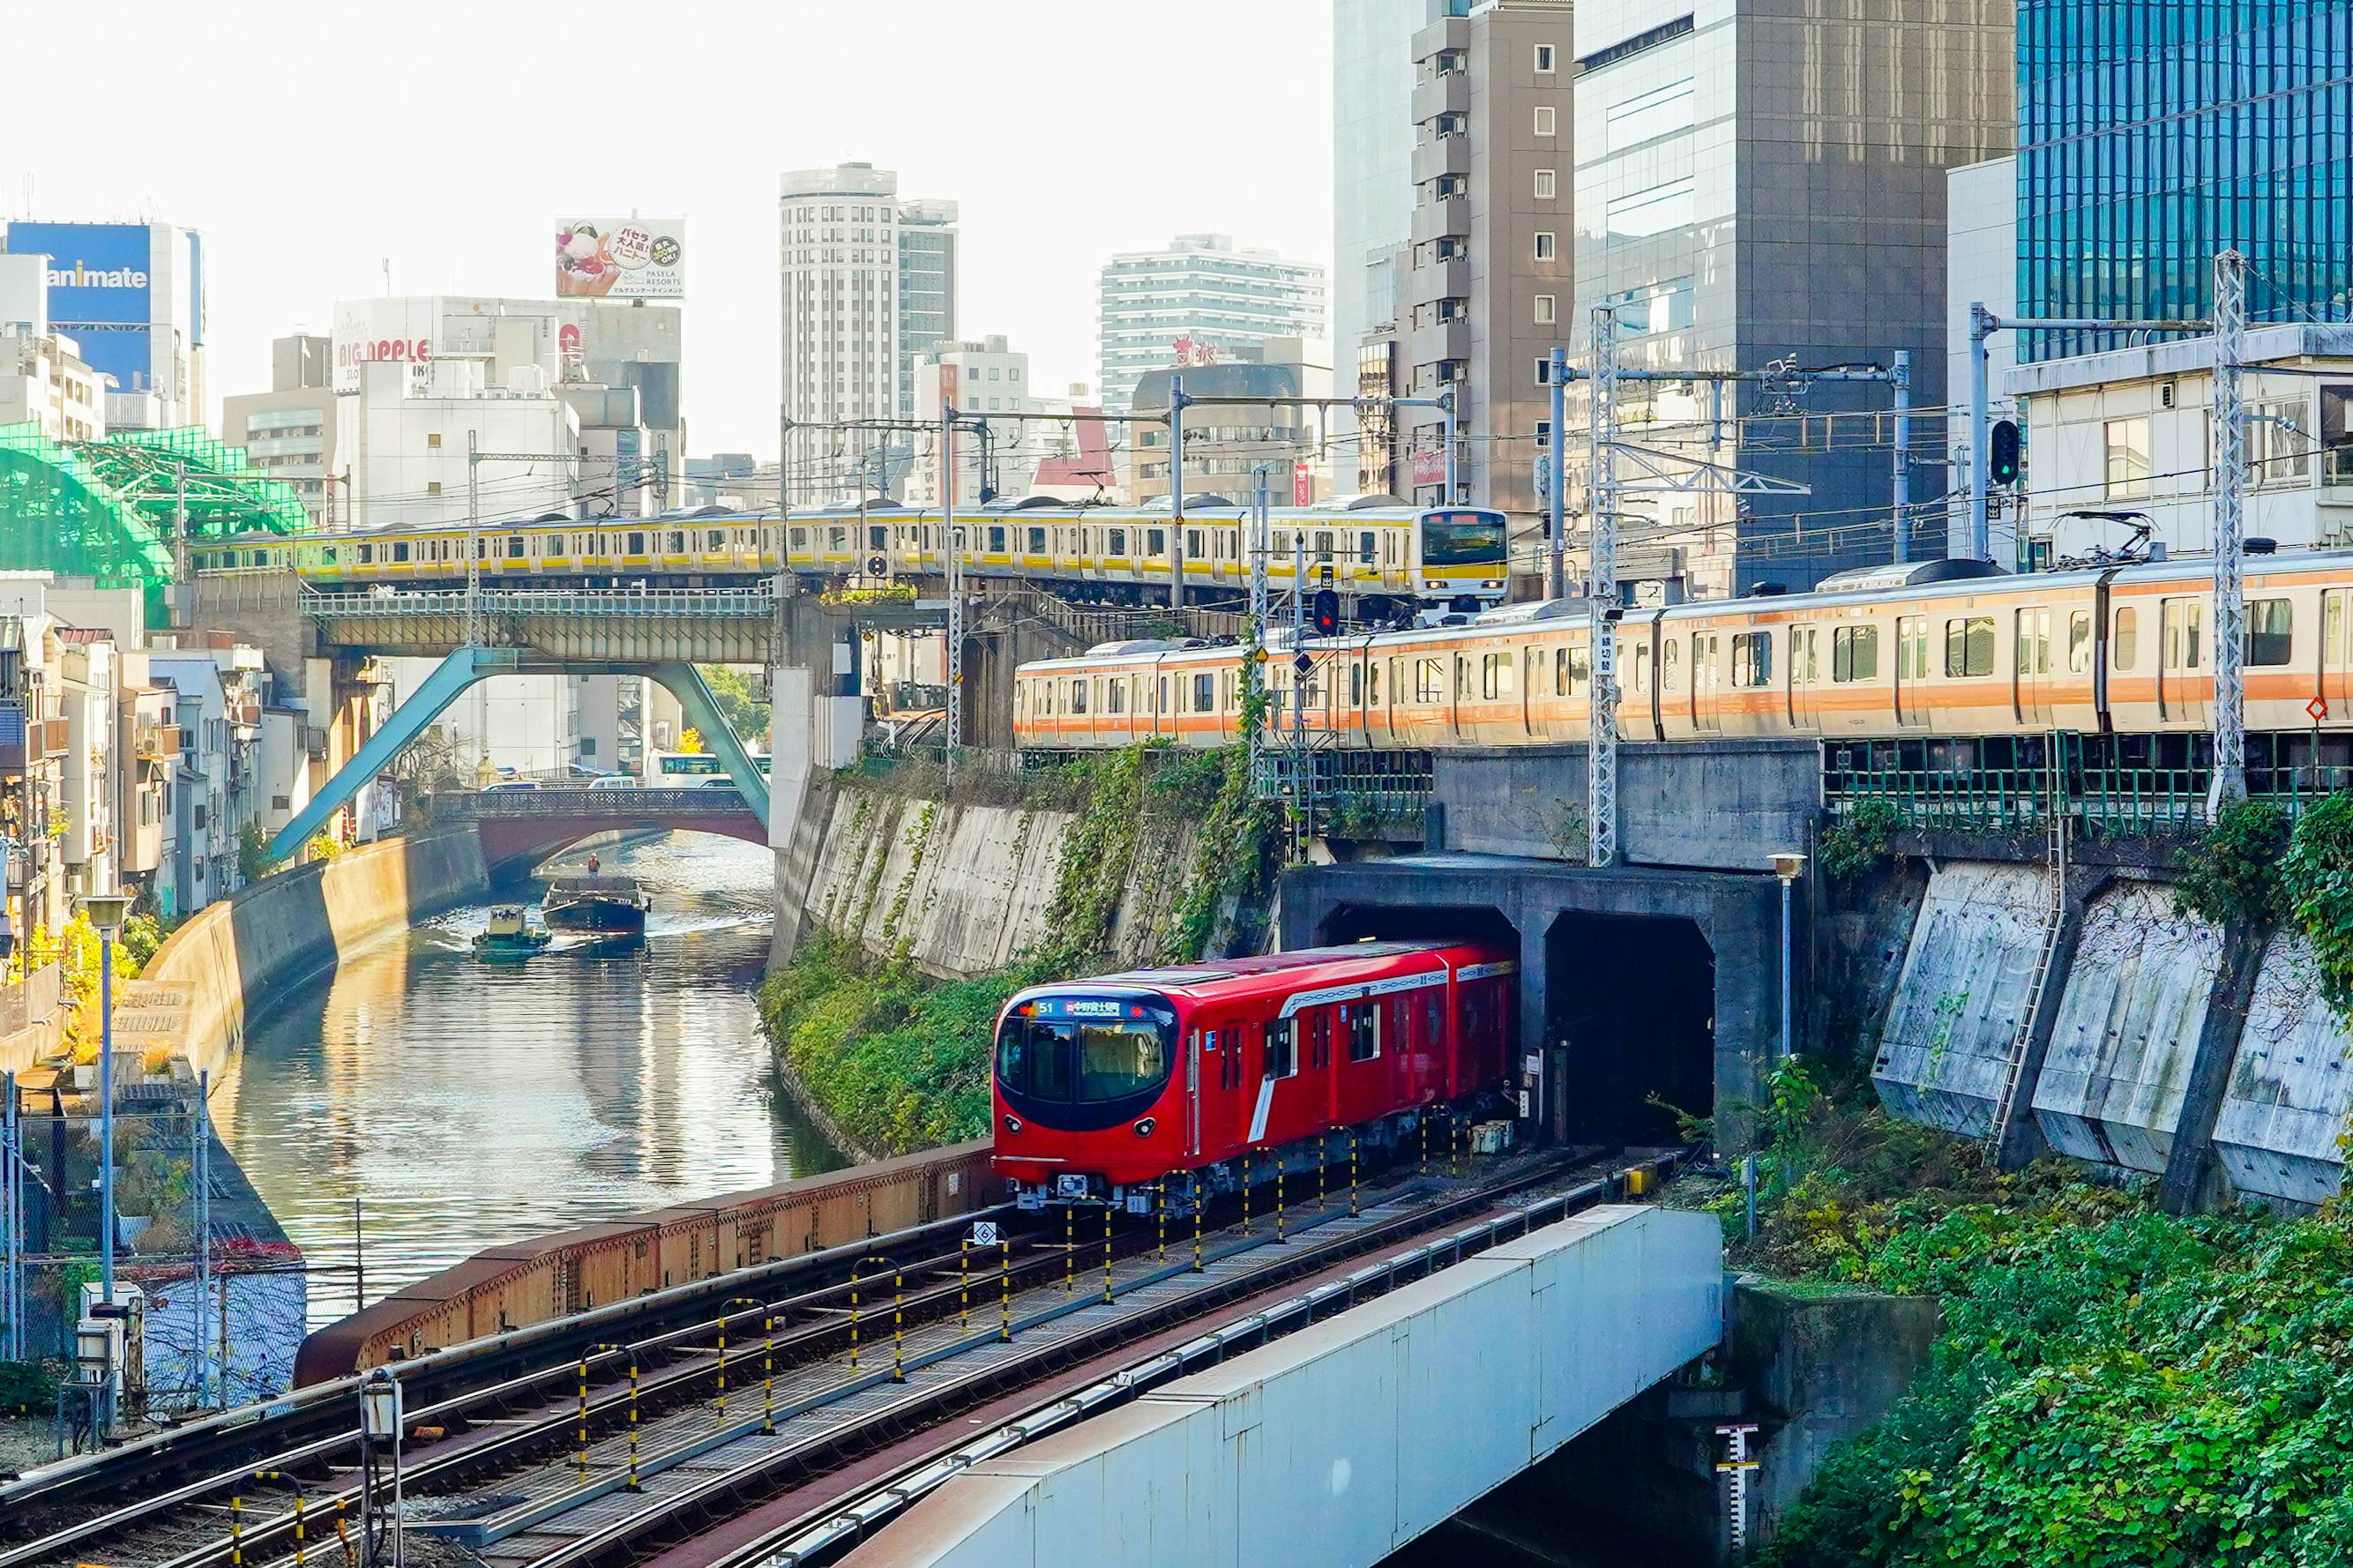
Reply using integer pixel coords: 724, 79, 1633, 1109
215, 833, 847, 1325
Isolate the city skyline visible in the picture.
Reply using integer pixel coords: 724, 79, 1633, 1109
0, 0, 1333, 457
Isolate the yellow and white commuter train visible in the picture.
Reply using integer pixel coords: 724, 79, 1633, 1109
192, 498, 1513, 616
1012, 551, 2353, 752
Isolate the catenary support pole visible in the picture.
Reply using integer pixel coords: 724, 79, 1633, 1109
1891, 349, 1912, 564
1587, 303, 1622, 867
194, 1070, 211, 1408
2209, 250, 2249, 810
942, 399, 961, 774
1547, 347, 1567, 600
1168, 375, 1186, 609
1968, 303, 1993, 563
1248, 463, 1272, 785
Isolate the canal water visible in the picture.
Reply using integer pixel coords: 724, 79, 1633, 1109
215, 833, 848, 1326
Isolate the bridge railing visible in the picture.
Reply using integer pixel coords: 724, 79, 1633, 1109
430, 787, 751, 818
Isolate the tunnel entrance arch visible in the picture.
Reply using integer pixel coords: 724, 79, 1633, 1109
1546, 911, 1715, 1145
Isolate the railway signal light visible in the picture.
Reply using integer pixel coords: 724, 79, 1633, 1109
1311, 589, 1341, 636
1989, 419, 2022, 486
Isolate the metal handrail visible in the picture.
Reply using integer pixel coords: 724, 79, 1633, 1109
302, 586, 778, 618
433, 788, 751, 818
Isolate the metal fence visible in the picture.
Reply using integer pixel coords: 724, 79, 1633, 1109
1825, 731, 2353, 835
430, 787, 751, 818
302, 586, 779, 620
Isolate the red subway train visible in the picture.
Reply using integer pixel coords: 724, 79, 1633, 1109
991, 941, 1517, 1210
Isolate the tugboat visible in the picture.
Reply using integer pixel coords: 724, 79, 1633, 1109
473, 905, 553, 961
541, 873, 652, 933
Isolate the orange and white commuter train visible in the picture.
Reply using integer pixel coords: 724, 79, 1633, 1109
1012, 553, 2353, 750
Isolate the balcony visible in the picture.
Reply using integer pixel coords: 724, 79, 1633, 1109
1412, 256, 1475, 303
1411, 71, 1470, 123
1408, 318, 1474, 366
136, 724, 181, 758
1411, 137, 1473, 184
1412, 197, 1471, 247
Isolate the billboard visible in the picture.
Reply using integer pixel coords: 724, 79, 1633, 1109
4, 222, 156, 392
556, 219, 685, 300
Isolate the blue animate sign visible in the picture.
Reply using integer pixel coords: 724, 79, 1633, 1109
7, 221, 152, 323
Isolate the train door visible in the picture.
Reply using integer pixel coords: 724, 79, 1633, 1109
2325, 591, 2353, 718
1452, 651, 1469, 740
1895, 615, 1931, 728
2014, 607, 2055, 726
2160, 595, 2207, 723
1523, 645, 1541, 737
1692, 631, 1722, 734
1786, 624, 1821, 731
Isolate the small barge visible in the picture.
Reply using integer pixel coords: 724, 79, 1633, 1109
542, 875, 652, 933
474, 905, 553, 960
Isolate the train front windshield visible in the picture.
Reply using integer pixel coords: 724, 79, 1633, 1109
997, 998, 1176, 1104
1420, 508, 1508, 567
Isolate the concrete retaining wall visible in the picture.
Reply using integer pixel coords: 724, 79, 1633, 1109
2215, 930, 2353, 1207
117, 831, 490, 1083
1871, 862, 2050, 1137
778, 781, 1205, 979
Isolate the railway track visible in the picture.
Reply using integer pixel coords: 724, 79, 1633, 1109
0, 1144, 1677, 1568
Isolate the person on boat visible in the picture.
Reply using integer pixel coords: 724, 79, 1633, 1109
586, 854, 601, 875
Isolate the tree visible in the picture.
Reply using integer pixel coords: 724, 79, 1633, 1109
696, 665, 771, 748
676, 728, 705, 756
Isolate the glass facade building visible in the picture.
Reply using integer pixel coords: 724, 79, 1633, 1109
2019, 0, 2353, 359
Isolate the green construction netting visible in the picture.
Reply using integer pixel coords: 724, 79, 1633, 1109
0, 423, 312, 619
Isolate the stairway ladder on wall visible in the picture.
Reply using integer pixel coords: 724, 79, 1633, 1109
1988, 734, 2069, 1154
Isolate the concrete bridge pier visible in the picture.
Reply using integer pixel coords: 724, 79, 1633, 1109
766, 589, 863, 960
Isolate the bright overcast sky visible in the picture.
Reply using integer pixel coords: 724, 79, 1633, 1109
3, 0, 1334, 455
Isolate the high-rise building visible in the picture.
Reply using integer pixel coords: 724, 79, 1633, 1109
220, 335, 338, 523
779, 163, 959, 500
1572, 0, 2013, 595
906, 336, 1034, 504
1096, 235, 1326, 414
898, 199, 959, 418
1333, 0, 1449, 458
0, 220, 204, 429
1402, 0, 1575, 532
2019, 0, 2353, 361
1127, 338, 1334, 504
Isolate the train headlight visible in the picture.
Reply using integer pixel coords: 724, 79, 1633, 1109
1002, 1114, 1023, 1134
1133, 1116, 1157, 1137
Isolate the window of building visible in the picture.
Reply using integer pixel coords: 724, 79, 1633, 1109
1604, 78, 1698, 153
1535, 294, 1557, 325
2322, 387, 2353, 485
1533, 105, 1556, 136
1605, 176, 1696, 241
2103, 416, 2152, 498
1533, 231, 1557, 261
1534, 41, 1557, 71
1946, 616, 1996, 677
2249, 398, 2312, 489
1534, 358, 1552, 387
1534, 168, 1557, 200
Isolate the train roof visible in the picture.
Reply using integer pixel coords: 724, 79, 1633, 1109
1006, 940, 1499, 1012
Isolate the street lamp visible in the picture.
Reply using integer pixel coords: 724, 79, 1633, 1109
78, 892, 129, 1326
1769, 855, 1804, 1060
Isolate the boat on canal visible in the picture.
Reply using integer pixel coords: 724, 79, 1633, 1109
542, 874, 653, 933
474, 905, 553, 960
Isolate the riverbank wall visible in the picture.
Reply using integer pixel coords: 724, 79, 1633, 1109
120, 830, 490, 1082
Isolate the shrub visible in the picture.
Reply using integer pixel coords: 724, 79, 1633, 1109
2174, 796, 2290, 926
2282, 792, 2353, 1012
1819, 799, 1903, 883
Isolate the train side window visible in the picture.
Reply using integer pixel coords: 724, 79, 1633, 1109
1146, 527, 1166, 557
1662, 638, 1679, 691
1554, 646, 1572, 696
1457, 656, 1475, 699
1342, 1003, 1381, 1062
1832, 624, 1879, 681
2067, 611, 2093, 673
1359, 531, 1377, 564
358, 544, 374, 564
1107, 680, 1126, 715
1633, 643, 1649, 691
1158, 676, 1169, 713
1790, 627, 1820, 684
1368, 660, 1382, 706
1481, 651, 1515, 699
1731, 631, 1773, 688
2015, 609, 2053, 676
1070, 679, 1088, 715
867, 526, 887, 550
2163, 599, 2205, 669
2247, 598, 2294, 666
1266, 1019, 1298, 1080
1192, 672, 1214, 711
1109, 527, 1127, 556
1416, 657, 1445, 703
1348, 663, 1363, 706
507, 537, 525, 558
1945, 616, 1995, 677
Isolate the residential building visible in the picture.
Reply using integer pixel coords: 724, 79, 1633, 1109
1572, 0, 2013, 595
906, 336, 1035, 504
2010, 325, 2353, 566
1403, 0, 1576, 535
1334, 0, 1451, 452
1127, 339, 1335, 504
780, 164, 959, 500
152, 638, 269, 915
220, 334, 338, 524
2019, 0, 2353, 361
1097, 235, 1327, 414
898, 199, 960, 418
337, 358, 583, 529
0, 220, 205, 429
0, 326, 105, 444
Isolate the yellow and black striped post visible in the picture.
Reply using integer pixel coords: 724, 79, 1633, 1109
626, 1356, 643, 1490
1064, 1206, 1074, 1293
576, 1354, 591, 1475
714, 1311, 728, 1422
762, 1315, 777, 1434
849, 1265, 863, 1370
229, 1491, 243, 1567
999, 1237, 1012, 1340
290, 1491, 306, 1568
1102, 1204, 1114, 1305
1242, 1153, 1253, 1234
1349, 1130, 1360, 1217
892, 1265, 906, 1383
1191, 1174, 1204, 1273
1420, 1109, 1430, 1176
1275, 1160, 1286, 1244
1156, 1184, 1168, 1262
959, 1236, 970, 1332
1318, 1133, 1327, 1203
1451, 1106, 1462, 1178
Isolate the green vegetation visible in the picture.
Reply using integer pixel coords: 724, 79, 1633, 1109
0, 1357, 57, 1416
2175, 797, 2292, 927
236, 822, 280, 885
1819, 799, 1904, 883
1682, 1062, 2353, 1568
2282, 792, 2353, 1011
697, 665, 772, 748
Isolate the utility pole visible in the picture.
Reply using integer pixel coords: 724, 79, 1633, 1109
192, 1069, 211, 1408
1585, 305, 1622, 868
1168, 374, 1187, 610
941, 399, 961, 772
465, 431, 481, 648
1247, 464, 1272, 785
2209, 250, 2249, 810
1439, 388, 1459, 504
1968, 302, 1994, 562
1547, 347, 1567, 600
172, 461, 190, 629
1890, 350, 1912, 565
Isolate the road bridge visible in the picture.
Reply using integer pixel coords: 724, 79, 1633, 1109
431, 786, 765, 877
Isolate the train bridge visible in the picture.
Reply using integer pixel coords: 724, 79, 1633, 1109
431, 786, 766, 877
